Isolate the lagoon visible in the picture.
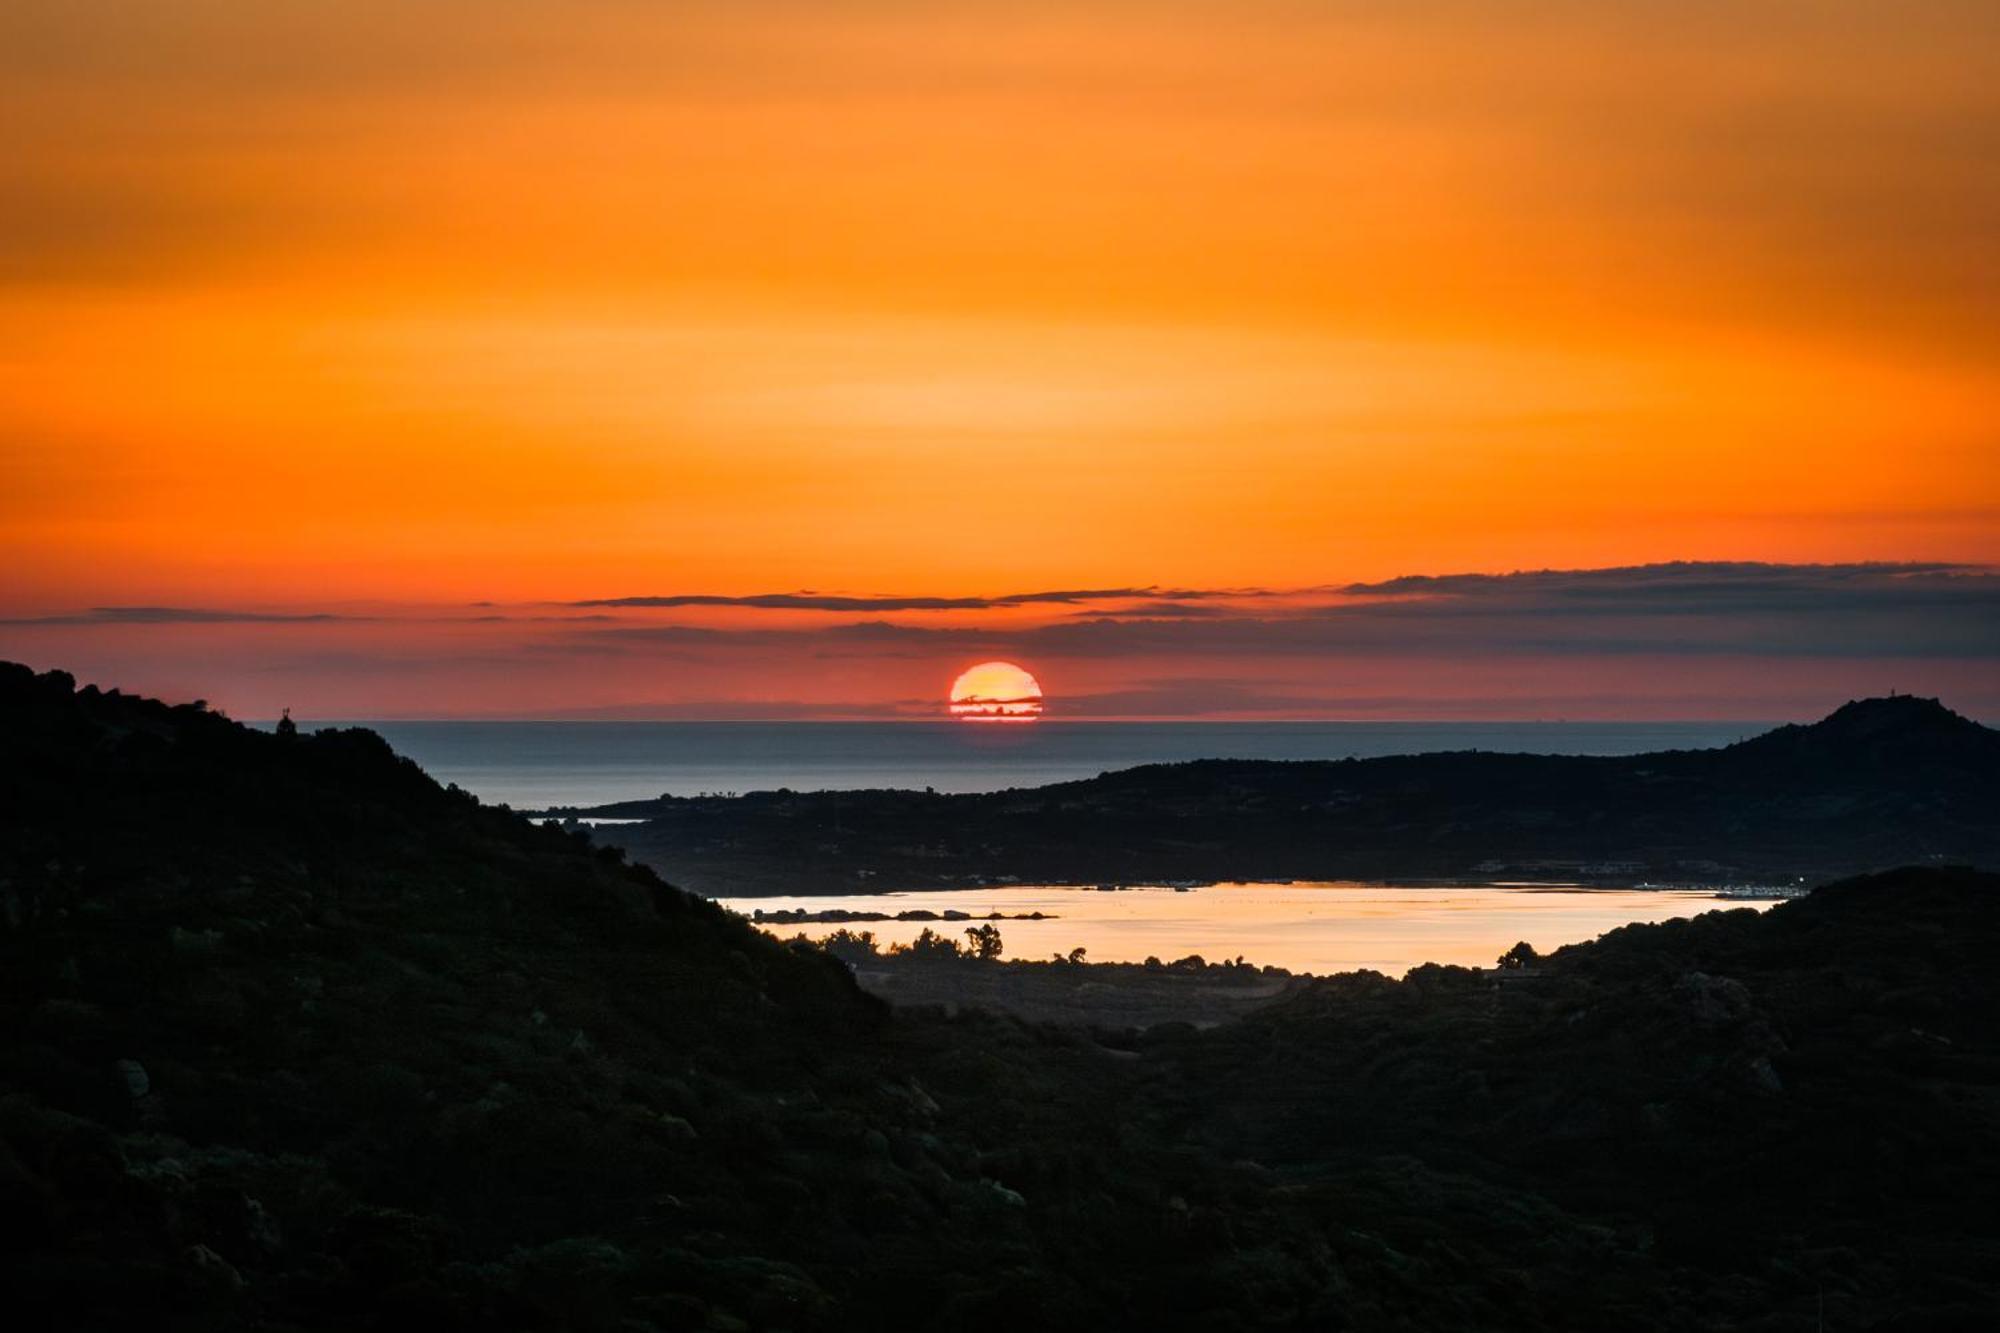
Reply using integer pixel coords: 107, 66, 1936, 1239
720, 881, 1779, 976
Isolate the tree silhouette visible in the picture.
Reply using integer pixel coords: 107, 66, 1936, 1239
963, 923, 1003, 960
820, 929, 880, 964
899, 927, 961, 959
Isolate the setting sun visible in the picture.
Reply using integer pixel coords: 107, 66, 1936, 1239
949, 661, 1044, 722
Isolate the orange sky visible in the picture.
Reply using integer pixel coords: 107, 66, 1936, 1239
2, 3, 1996, 716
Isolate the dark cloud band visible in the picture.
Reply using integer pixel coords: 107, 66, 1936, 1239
575, 562, 2000, 660
569, 587, 1260, 612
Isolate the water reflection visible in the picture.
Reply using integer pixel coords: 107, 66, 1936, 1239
717, 882, 1780, 976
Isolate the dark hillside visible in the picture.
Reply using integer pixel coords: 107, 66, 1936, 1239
0, 664, 1277, 1331
550, 695, 2000, 894
1154, 866, 2000, 1327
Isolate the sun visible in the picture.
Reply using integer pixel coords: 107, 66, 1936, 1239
949, 661, 1044, 722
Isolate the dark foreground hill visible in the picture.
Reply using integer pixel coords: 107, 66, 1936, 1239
2, 662, 1997, 1330
548, 696, 2000, 894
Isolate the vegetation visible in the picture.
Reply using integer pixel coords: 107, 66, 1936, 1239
963, 923, 1004, 960
3, 662, 1996, 1330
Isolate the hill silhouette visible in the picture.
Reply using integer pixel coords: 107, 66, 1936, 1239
553, 695, 2000, 894
2, 662, 1996, 1329
1730, 693, 1998, 762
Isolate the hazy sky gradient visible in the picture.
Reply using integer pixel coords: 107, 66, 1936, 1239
2, 4, 1994, 714
5, 564, 1994, 720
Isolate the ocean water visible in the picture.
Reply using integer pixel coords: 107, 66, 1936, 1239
328, 719, 1767, 809
722, 881, 1780, 976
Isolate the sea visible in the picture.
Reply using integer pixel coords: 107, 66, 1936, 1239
338, 719, 1766, 810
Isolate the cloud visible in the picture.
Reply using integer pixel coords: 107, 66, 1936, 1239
1065, 601, 1236, 620
568, 561, 2000, 660
1341, 561, 1989, 613
569, 587, 1259, 612
463, 613, 622, 623
1, 606, 358, 626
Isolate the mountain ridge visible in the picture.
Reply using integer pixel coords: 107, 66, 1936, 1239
546, 695, 2000, 894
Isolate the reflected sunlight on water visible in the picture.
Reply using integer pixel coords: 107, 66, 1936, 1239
718, 882, 1781, 976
